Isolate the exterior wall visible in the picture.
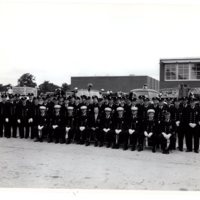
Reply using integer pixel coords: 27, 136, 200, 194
71, 76, 159, 93
160, 61, 200, 89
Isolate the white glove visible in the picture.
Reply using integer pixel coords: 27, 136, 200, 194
38, 125, 44, 130
17, 119, 21, 124
176, 121, 180, 127
189, 123, 196, 128
148, 132, 153, 137
198, 121, 200, 126
144, 131, 148, 137
28, 118, 33, 123
115, 129, 121, 134
66, 127, 71, 132
52, 125, 58, 129
79, 126, 85, 131
91, 127, 96, 131
5, 118, 9, 123
167, 134, 172, 139
192, 123, 196, 128
128, 129, 135, 135
162, 132, 167, 138
103, 128, 107, 132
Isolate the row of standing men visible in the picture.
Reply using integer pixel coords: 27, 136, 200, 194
0, 93, 200, 154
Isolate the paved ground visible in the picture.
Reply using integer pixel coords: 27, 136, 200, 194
0, 138, 200, 190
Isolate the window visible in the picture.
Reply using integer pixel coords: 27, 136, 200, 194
190, 63, 200, 80
165, 64, 177, 80
178, 64, 189, 80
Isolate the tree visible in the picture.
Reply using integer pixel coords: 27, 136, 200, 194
17, 73, 37, 87
0, 84, 12, 92
38, 81, 60, 94
61, 83, 70, 92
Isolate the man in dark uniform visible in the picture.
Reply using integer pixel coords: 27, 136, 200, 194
138, 109, 158, 153
137, 95, 145, 121
169, 98, 182, 151
112, 107, 126, 149
34, 106, 49, 142
124, 97, 132, 120
159, 112, 176, 154
98, 97, 104, 115
49, 104, 65, 143
125, 106, 140, 151
87, 106, 101, 146
75, 105, 89, 144
0, 94, 9, 137
16, 97, 29, 139
138, 97, 150, 123
179, 97, 189, 151
27, 97, 40, 139
155, 98, 168, 124
99, 107, 113, 148
63, 106, 76, 144
5, 94, 18, 138
186, 98, 199, 153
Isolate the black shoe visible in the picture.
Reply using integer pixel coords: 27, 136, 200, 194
34, 139, 40, 142
106, 143, 111, 148
194, 150, 199, 153
138, 146, 143, 152
152, 148, 156, 153
66, 139, 71, 144
131, 146, 136, 151
186, 149, 192, 152
123, 146, 128, 151
179, 148, 183, 152
80, 140, 84, 145
162, 150, 169, 154
94, 142, 98, 147
112, 144, 116, 149
85, 141, 90, 146
47, 139, 52, 143
99, 143, 103, 147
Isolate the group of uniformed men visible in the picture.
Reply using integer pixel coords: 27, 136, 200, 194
0, 92, 200, 154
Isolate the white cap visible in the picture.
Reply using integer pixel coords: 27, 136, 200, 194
67, 106, 74, 110
105, 107, 112, 112
147, 109, 155, 114
40, 106, 46, 110
131, 106, 138, 111
116, 107, 124, 111
80, 106, 87, 110
54, 105, 61, 109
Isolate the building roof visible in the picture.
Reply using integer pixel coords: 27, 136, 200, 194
72, 75, 157, 79
160, 58, 200, 64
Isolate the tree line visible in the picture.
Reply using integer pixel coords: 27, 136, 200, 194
0, 73, 71, 94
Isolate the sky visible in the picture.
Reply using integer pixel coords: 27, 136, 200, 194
0, 0, 200, 86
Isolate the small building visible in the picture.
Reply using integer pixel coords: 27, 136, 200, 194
160, 58, 200, 89
71, 75, 159, 93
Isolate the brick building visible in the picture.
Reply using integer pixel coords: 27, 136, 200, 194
71, 76, 159, 93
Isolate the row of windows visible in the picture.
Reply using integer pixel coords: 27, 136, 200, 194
164, 63, 200, 81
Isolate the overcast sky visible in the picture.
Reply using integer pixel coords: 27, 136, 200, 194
0, 0, 200, 86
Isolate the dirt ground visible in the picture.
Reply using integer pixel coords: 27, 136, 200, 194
0, 138, 200, 191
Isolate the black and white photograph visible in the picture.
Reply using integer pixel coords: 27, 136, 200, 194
0, 0, 200, 198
